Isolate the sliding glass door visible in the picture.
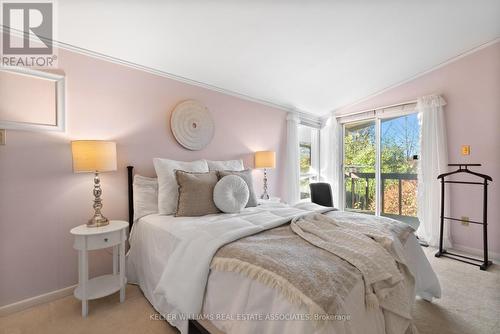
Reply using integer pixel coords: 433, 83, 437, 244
343, 120, 376, 214
380, 114, 420, 225
343, 113, 420, 224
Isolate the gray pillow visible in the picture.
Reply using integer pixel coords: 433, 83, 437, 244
218, 169, 257, 207
175, 170, 220, 217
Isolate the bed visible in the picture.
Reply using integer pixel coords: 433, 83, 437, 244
125, 166, 441, 334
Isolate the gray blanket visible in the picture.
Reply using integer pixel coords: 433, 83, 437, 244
211, 212, 414, 321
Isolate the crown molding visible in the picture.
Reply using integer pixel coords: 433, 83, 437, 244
56, 41, 302, 114
330, 37, 500, 117
0, 25, 305, 115
297, 111, 322, 128
3, 25, 497, 120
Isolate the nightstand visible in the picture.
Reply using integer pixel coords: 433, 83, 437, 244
70, 220, 128, 317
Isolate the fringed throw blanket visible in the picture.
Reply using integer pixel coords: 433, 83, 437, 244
212, 224, 362, 319
211, 211, 416, 334
292, 213, 417, 334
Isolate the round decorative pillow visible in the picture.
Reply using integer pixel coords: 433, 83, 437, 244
213, 175, 250, 213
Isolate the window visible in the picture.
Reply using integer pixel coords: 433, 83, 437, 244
299, 125, 319, 200
342, 111, 420, 226
380, 114, 420, 226
343, 120, 376, 214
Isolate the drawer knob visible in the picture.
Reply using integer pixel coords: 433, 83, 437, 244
104, 238, 108, 242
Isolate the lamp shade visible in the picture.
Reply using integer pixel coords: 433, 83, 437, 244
255, 151, 276, 169
71, 140, 117, 173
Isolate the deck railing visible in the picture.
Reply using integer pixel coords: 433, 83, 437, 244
344, 172, 418, 222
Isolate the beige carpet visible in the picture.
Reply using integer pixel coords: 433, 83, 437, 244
0, 285, 177, 334
413, 247, 499, 334
1, 247, 498, 334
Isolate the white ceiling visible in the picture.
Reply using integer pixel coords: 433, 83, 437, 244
56, 0, 500, 116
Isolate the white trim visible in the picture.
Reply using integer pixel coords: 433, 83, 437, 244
0, 284, 77, 317
450, 245, 500, 263
341, 119, 378, 212
299, 124, 320, 199
374, 118, 381, 216
4, 29, 497, 120
377, 102, 418, 120
337, 101, 418, 124
336, 99, 418, 119
340, 109, 421, 215
0, 67, 65, 132
337, 110, 375, 125
58, 41, 297, 113
0, 66, 63, 81
332, 37, 500, 116
298, 111, 322, 129
0, 25, 302, 115
340, 124, 346, 210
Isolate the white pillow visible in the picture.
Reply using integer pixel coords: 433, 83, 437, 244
206, 159, 244, 171
213, 175, 250, 213
153, 158, 209, 214
133, 175, 158, 221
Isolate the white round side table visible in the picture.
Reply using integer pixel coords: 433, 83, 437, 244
70, 220, 128, 317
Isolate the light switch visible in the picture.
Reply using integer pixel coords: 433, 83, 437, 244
461, 145, 470, 156
0, 129, 5, 145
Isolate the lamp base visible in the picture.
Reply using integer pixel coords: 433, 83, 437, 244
86, 172, 109, 228
87, 214, 109, 227
260, 168, 270, 200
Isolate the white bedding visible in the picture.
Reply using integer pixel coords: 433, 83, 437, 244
127, 205, 441, 334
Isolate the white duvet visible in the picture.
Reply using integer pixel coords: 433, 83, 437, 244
127, 203, 441, 334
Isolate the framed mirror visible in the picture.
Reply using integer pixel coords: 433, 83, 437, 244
0, 66, 65, 132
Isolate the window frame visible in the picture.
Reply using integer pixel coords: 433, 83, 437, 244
339, 108, 420, 219
298, 124, 320, 201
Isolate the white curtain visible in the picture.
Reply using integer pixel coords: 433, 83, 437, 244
417, 95, 452, 248
320, 112, 341, 208
310, 129, 320, 177
284, 112, 300, 205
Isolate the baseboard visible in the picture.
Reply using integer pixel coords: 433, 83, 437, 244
450, 245, 500, 263
0, 245, 496, 317
0, 284, 77, 317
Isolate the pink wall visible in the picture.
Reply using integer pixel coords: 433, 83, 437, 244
0, 49, 287, 306
337, 41, 500, 255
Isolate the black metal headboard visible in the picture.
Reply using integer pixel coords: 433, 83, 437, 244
127, 166, 134, 231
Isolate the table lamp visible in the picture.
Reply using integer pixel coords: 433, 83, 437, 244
71, 140, 117, 227
254, 151, 276, 200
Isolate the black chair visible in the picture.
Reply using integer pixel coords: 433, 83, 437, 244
309, 182, 333, 207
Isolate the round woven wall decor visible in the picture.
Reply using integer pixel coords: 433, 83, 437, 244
170, 100, 215, 150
